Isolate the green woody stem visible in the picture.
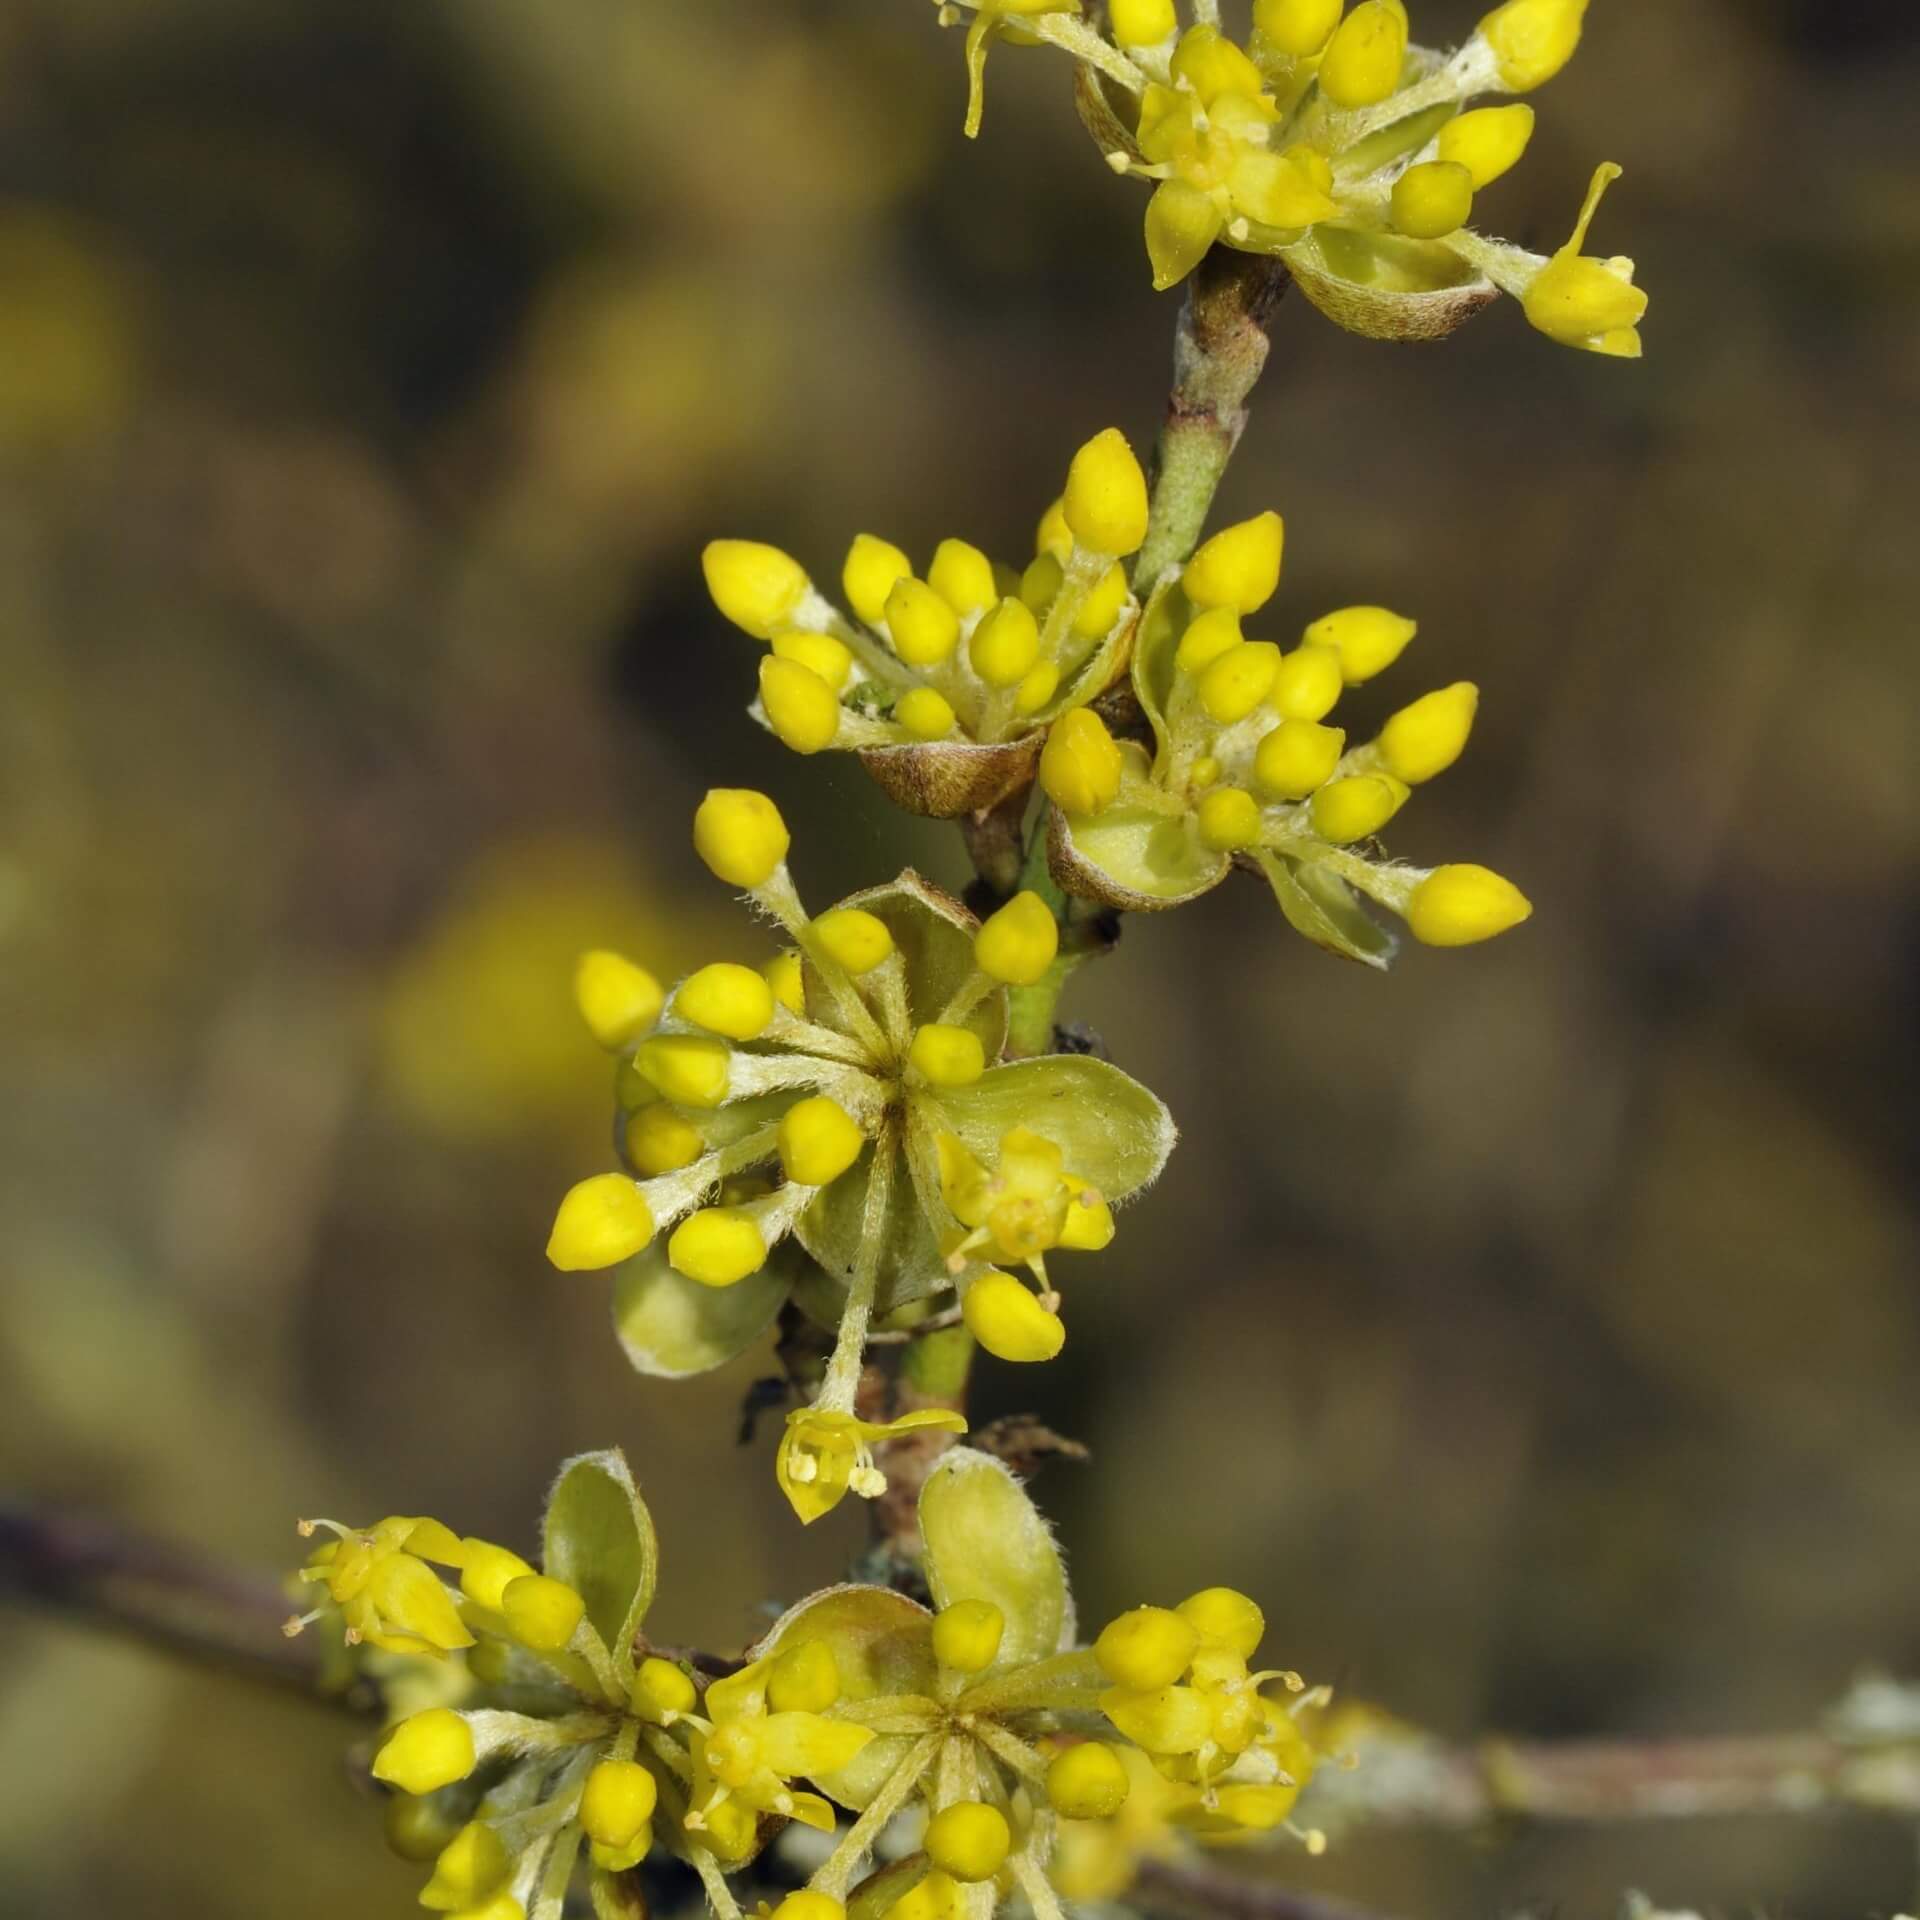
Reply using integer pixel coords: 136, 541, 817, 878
1134, 247, 1292, 592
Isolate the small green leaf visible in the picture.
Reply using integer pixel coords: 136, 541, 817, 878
920, 1448, 1073, 1669
1128, 576, 1191, 751
1052, 784, 1229, 911
610, 1242, 794, 1379
759, 1584, 937, 1810
542, 1450, 657, 1676
1255, 850, 1399, 970
933, 1057, 1176, 1203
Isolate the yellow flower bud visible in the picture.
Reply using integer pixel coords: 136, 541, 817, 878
970, 596, 1042, 689
909, 1022, 987, 1088
694, 788, 790, 889
812, 907, 894, 974
974, 890, 1058, 987
460, 1538, 536, 1610
676, 961, 776, 1041
1310, 772, 1409, 842
1391, 161, 1474, 240
1437, 103, 1536, 187
1110, 0, 1177, 47
1020, 551, 1065, 616
1174, 606, 1244, 676
896, 686, 958, 740
580, 1760, 659, 1848
1035, 495, 1073, 565
419, 1822, 509, 1912
573, 950, 663, 1050
1040, 708, 1123, 818
1523, 163, 1646, 355
1101, 1683, 1214, 1754
1095, 1606, 1198, 1690
778, 1095, 867, 1188
547, 1174, 655, 1271
844, 533, 912, 628
1406, 863, 1532, 945
1269, 644, 1344, 720
372, 1709, 475, 1796
1196, 786, 1262, 852
759, 657, 843, 755
1198, 639, 1282, 724
1074, 561, 1130, 639
932, 1597, 1007, 1673
764, 949, 806, 1016
963, 1270, 1066, 1363
703, 540, 809, 640
1253, 718, 1346, 800
630, 1655, 698, 1722
1303, 605, 1416, 683
1253, 0, 1343, 56
1171, 23, 1269, 105
886, 576, 962, 667
1046, 1741, 1131, 1819
500, 1572, 586, 1651
768, 1638, 841, 1713
1146, 178, 1226, 294
1478, 0, 1586, 91
1015, 660, 1062, 716
385, 1793, 460, 1863
1378, 682, 1478, 783
772, 629, 854, 690
929, 537, 998, 616
1183, 511, 1284, 615
1319, 0, 1407, 108
926, 1803, 1011, 1883
1177, 1587, 1265, 1658
1063, 427, 1149, 557
458, 1896, 524, 1920
637, 1033, 732, 1108
625, 1102, 704, 1177
772, 1896, 846, 1920
668, 1206, 769, 1288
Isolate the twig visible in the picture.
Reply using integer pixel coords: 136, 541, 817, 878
1134, 248, 1292, 591
0, 1499, 327, 1696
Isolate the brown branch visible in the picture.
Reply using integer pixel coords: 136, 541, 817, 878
0, 1499, 327, 1696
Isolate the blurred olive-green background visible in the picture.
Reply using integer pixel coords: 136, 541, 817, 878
2, 0, 1916, 1914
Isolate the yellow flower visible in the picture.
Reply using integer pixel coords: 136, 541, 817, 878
288, 1515, 473, 1655
705, 429, 1149, 819
934, 0, 1645, 356
1049, 512, 1530, 965
775, 1407, 969, 1525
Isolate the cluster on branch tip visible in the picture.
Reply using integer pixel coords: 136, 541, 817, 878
1041, 505, 1531, 962
703, 428, 1150, 820
291, 1450, 1339, 1920
547, 787, 1174, 1523
933, 0, 1646, 354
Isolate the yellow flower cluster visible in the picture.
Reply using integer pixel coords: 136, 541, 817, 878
703, 429, 1150, 817
1042, 505, 1530, 962
934, 0, 1647, 355
296, 1455, 892, 1920
548, 788, 1175, 1521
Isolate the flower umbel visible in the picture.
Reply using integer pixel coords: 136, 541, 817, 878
703, 428, 1150, 819
549, 789, 1176, 1519
1042, 507, 1531, 964
933, 0, 1647, 355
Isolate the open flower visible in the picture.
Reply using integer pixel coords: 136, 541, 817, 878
292, 1451, 798, 1920
548, 789, 1176, 1519
1040, 507, 1531, 965
938, 0, 1646, 355
701, 429, 1148, 818
731, 1450, 1333, 1918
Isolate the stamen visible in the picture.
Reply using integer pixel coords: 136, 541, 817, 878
281, 1609, 323, 1638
